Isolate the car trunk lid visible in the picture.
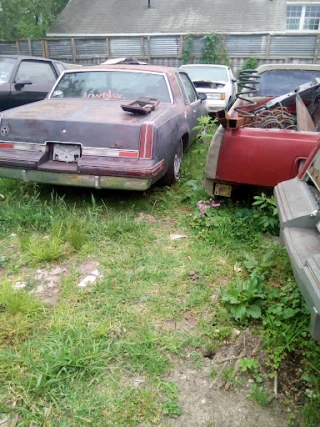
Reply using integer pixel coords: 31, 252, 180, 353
0, 99, 167, 150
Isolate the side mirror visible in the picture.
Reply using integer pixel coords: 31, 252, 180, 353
232, 78, 237, 83
14, 80, 33, 87
198, 93, 207, 101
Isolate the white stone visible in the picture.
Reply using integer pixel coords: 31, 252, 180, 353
13, 282, 26, 290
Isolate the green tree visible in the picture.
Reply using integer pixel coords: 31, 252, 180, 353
0, 0, 69, 40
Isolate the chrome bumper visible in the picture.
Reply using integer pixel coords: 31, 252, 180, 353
0, 166, 153, 190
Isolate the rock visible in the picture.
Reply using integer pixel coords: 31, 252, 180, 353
12, 282, 26, 290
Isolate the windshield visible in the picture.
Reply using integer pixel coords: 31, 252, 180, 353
256, 70, 320, 96
51, 70, 171, 102
0, 57, 17, 83
181, 66, 228, 82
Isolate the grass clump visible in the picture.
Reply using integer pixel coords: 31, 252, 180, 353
247, 384, 273, 407
0, 282, 44, 316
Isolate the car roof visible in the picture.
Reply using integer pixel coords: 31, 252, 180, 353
0, 54, 60, 62
257, 63, 320, 73
180, 64, 229, 69
63, 64, 179, 74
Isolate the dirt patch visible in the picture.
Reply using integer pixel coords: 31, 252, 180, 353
164, 330, 289, 426
31, 265, 68, 305
27, 259, 101, 304
78, 259, 100, 275
164, 313, 199, 333
134, 212, 175, 226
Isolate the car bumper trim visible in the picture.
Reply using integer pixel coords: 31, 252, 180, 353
0, 167, 153, 191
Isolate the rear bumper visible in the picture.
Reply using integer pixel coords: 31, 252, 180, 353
274, 179, 320, 341
0, 166, 154, 190
0, 150, 164, 190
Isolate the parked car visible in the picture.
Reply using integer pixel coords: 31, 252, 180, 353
0, 55, 79, 111
274, 140, 320, 341
179, 64, 237, 113
205, 63, 320, 198
0, 64, 207, 191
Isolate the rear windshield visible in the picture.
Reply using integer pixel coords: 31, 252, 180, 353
256, 69, 320, 96
181, 66, 228, 83
0, 57, 17, 83
51, 70, 171, 102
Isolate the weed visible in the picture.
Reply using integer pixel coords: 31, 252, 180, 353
162, 400, 183, 418
220, 275, 266, 324
194, 115, 218, 144
159, 381, 179, 400
182, 35, 194, 64
210, 367, 218, 378
238, 357, 263, 383
221, 365, 235, 383
252, 193, 279, 235
200, 32, 229, 65
247, 384, 272, 407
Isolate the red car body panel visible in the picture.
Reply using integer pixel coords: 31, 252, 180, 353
215, 127, 319, 187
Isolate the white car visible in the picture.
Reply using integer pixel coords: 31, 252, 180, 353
179, 64, 237, 113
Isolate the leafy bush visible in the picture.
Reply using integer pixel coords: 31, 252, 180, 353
252, 193, 279, 235
220, 275, 266, 323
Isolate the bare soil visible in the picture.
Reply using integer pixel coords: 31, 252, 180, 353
163, 330, 290, 427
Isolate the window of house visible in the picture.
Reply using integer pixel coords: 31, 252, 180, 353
287, 4, 320, 30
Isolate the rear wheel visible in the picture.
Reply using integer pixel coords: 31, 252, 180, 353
162, 139, 183, 186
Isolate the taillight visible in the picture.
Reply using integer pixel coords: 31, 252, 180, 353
139, 123, 154, 159
119, 151, 139, 158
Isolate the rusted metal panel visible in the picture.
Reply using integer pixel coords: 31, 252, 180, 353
296, 94, 316, 132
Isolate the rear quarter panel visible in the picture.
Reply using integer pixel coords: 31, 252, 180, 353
216, 127, 320, 187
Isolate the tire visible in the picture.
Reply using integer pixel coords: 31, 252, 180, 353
161, 139, 183, 186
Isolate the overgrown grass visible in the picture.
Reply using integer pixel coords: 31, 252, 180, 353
0, 130, 319, 426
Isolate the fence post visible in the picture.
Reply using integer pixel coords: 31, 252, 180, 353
147, 35, 151, 63
71, 38, 76, 63
15, 41, 20, 55
180, 35, 183, 59
27, 39, 32, 56
314, 34, 320, 63
106, 37, 110, 58
266, 34, 271, 59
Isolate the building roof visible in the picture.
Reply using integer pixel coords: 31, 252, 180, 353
47, 0, 286, 37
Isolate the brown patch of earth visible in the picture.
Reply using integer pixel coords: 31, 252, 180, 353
26, 259, 101, 304
163, 330, 290, 426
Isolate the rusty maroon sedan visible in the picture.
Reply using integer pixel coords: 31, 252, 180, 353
0, 64, 207, 190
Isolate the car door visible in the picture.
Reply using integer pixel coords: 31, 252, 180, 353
10, 60, 58, 108
178, 72, 204, 142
